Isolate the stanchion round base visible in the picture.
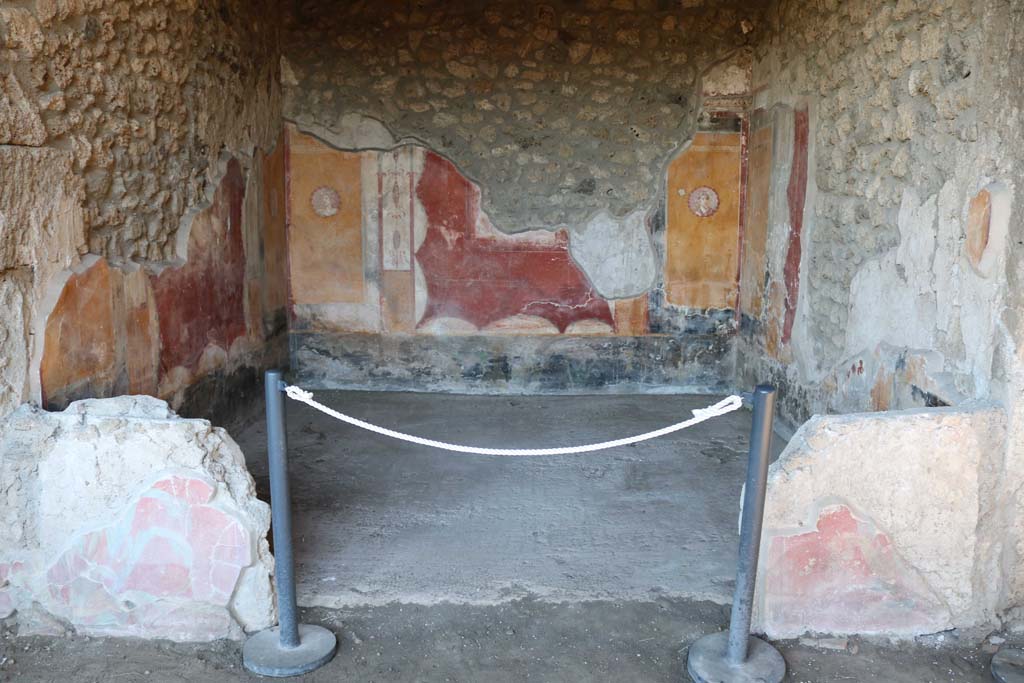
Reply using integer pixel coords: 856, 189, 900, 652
243, 624, 337, 677
686, 631, 785, 683
993, 648, 1024, 683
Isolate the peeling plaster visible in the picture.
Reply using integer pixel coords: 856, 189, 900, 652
569, 210, 656, 300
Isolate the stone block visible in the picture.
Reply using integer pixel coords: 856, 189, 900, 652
756, 404, 1007, 639
0, 395, 274, 641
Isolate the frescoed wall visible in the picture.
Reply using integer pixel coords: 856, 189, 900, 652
285, 124, 746, 392
287, 130, 628, 338
38, 135, 289, 419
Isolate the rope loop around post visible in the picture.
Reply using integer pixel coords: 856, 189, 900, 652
281, 384, 745, 457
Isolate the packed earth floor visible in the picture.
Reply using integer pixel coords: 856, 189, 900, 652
0, 392, 1009, 681
0, 602, 1006, 682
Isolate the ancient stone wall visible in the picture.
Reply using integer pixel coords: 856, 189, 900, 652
0, 0, 286, 421
282, 0, 761, 231
281, 2, 762, 391
37, 141, 289, 420
1, 0, 282, 261
734, 0, 1024, 631
284, 125, 737, 393
985, 0, 1024, 630
736, 0, 1023, 431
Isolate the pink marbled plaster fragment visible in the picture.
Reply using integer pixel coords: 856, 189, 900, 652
40, 474, 252, 638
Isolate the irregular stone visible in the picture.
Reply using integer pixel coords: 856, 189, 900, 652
0, 73, 46, 145
756, 404, 1007, 638
4, 0, 283, 263
0, 274, 31, 420
281, 1, 760, 232
0, 396, 274, 641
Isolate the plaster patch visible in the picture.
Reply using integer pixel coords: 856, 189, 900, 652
569, 210, 656, 299
846, 190, 938, 356
293, 115, 396, 151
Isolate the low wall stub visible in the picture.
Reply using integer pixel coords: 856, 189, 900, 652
0, 396, 275, 641
756, 403, 1006, 639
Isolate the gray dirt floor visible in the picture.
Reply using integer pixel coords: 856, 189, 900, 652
0, 602, 1008, 682
237, 391, 777, 608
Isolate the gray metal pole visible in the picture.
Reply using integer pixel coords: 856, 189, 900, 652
686, 384, 784, 683
242, 370, 337, 676
265, 369, 300, 649
726, 384, 776, 664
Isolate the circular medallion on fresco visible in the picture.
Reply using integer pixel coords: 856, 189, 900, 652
688, 186, 719, 218
311, 186, 341, 217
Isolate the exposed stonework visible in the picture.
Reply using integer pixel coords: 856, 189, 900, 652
756, 404, 1008, 639
0, 0, 286, 422
282, 0, 761, 231
0, 0, 282, 263
737, 0, 1023, 429
0, 146, 85, 418
37, 143, 289, 420
0, 396, 274, 641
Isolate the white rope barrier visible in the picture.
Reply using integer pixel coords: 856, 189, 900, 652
282, 385, 745, 457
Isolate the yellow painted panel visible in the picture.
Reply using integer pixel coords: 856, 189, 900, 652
665, 132, 742, 309
288, 130, 365, 304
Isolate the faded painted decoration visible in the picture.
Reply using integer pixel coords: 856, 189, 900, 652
665, 132, 743, 310
286, 128, 645, 338
283, 125, 752, 391
286, 126, 752, 342
38, 138, 289, 415
756, 405, 1007, 639
0, 396, 275, 641
737, 0, 1023, 429
415, 151, 614, 334
0, 0, 285, 424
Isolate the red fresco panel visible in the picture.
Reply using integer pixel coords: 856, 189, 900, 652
414, 151, 612, 332
782, 108, 808, 345
764, 505, 947, 635
151, 159, 248, 373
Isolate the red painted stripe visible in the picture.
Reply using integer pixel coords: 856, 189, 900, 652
782, 108, 809, 345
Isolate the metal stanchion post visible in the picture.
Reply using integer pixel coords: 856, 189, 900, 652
686, 384, 786, 683
243, 370, 337, 677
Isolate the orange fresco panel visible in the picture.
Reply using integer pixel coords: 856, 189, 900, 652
119, 269, 159, 396
666, 132, 742, 309
124, 302, 157, 394
288, 131, 364, 305
41, 259, 117, 404
614, 296, 649, 335
966, 188, 992, 269
740, 125, 773, 316
381, 270, 416, 333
